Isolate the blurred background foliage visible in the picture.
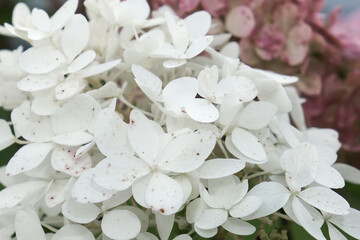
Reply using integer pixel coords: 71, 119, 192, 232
0, 1, 359, 239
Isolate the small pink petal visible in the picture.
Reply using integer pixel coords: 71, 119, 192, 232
225, 6, 255, 38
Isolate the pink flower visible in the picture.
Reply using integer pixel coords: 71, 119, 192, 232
253, 24, 286, 60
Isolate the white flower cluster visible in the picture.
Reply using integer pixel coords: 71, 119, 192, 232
0, 0, 360, 240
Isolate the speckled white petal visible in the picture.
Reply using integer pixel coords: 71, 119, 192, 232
243, 181, 290, 220
95, 99, 131, 157
62, 198, 100, 224
159, 129, 216, 173
329, 208, 360, 239
75, 140, 95, 158
51, 146, 92, 177
11, 101, 54, 142
128, 110, 160, 164
231, 128, 266, 161
132, 174, 152, 208
186, 36, 213, 58
196, 159, 245, 179
52, 94, 100, 135
333, 163, 360, 185
93, 155, 150, 191
238, 101, 277, 130
61, 14, 89, 60
185, 98, 219, 123
0, 120, 14, 151
292, 197, 326, 240
75, 59, 121, 78
222, 217, 255, 236
0, 180, 47, 208
6, 143, 54, 176
31, 93, 59, 116
15, 209, 46, 240
145, 172, 183, 215
45, 179, 68, 207
298, 187, 350, 215
55, 78, 85, 100
52, 224, 95, 240
215, 76, 257, 103
67, 50, 96, 73
132, 64, 163, 102
195, 208, 228, 229
102, 210, 141, 240
229, 196, 262, 218
72, 168, 116, 203
18, 45, 66, 74
53, 131, 93, 146
17, 75, 58, 92
315, 164, 344, 189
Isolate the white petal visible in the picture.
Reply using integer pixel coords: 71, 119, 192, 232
327, 223, 347, 240
155, 212, 174, 240
196, 158, 245, 179
0, 180, 47, 208
145, 172, 183, 215
163, 77, 198, 115
52, 224, 95, 240
231, 127, 266, 161
194, 225, 217, 238
329, 208, 360, 239
93, 156, 150, 191
95, 99, 131, 157
215, 76, 257, 103
53, 131, 93, 146
159, 129, 216, 173
173, 234, 192, 240
102, 188, 132, 210
75, 59, 121, 78
118, 205, 150, 233
220, 42, 240, 58
71, 169, 116, 203
292, 197, 326, 240
230, 196, 262, 218
186, 198, 208, 224
256, 80, 292, 113
62, 198, 100, 224
87, 82, 121, 99
128, 110, 160, 164
75, 141, 95, 158
184, 11, 211, 39
222, 217, 255, 236
132, 64, 163, 102
15, 209, 46, 240
137, 233, 159, 240
52, 94, 100, 135
0, 120, 14, 151
283, 142, 317, 188
238, 101, 277, 130
199, 183, 223, 209
11, 101, 54, 142
6, 143, 53, 176
17, 75, 58, 92
195, 208, 228, 229
50, 0, 79, 30
31, 93, 59, 116
61, 14, 89, 60
315, 164, 344, 189
185, 98, 219, 123
301, 128, 341, 150
186, 36, 213, 58
257, 69, 298, 84
51, 146, 91, 177
298, 187, 350, 215
333, 163, 360, 185
174, 175, 192, 204
55, 78, 85, 100
102, 210, 141, 240
67, 50, 96, 73
163, 59, 187, 68
18, 45, 66, 74
225, 136, 265, 164
243, 181, 290, 220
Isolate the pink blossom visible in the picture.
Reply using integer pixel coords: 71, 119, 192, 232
253, 24, 286, 60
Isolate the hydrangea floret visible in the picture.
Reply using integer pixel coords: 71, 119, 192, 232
0, 1, 360, 240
